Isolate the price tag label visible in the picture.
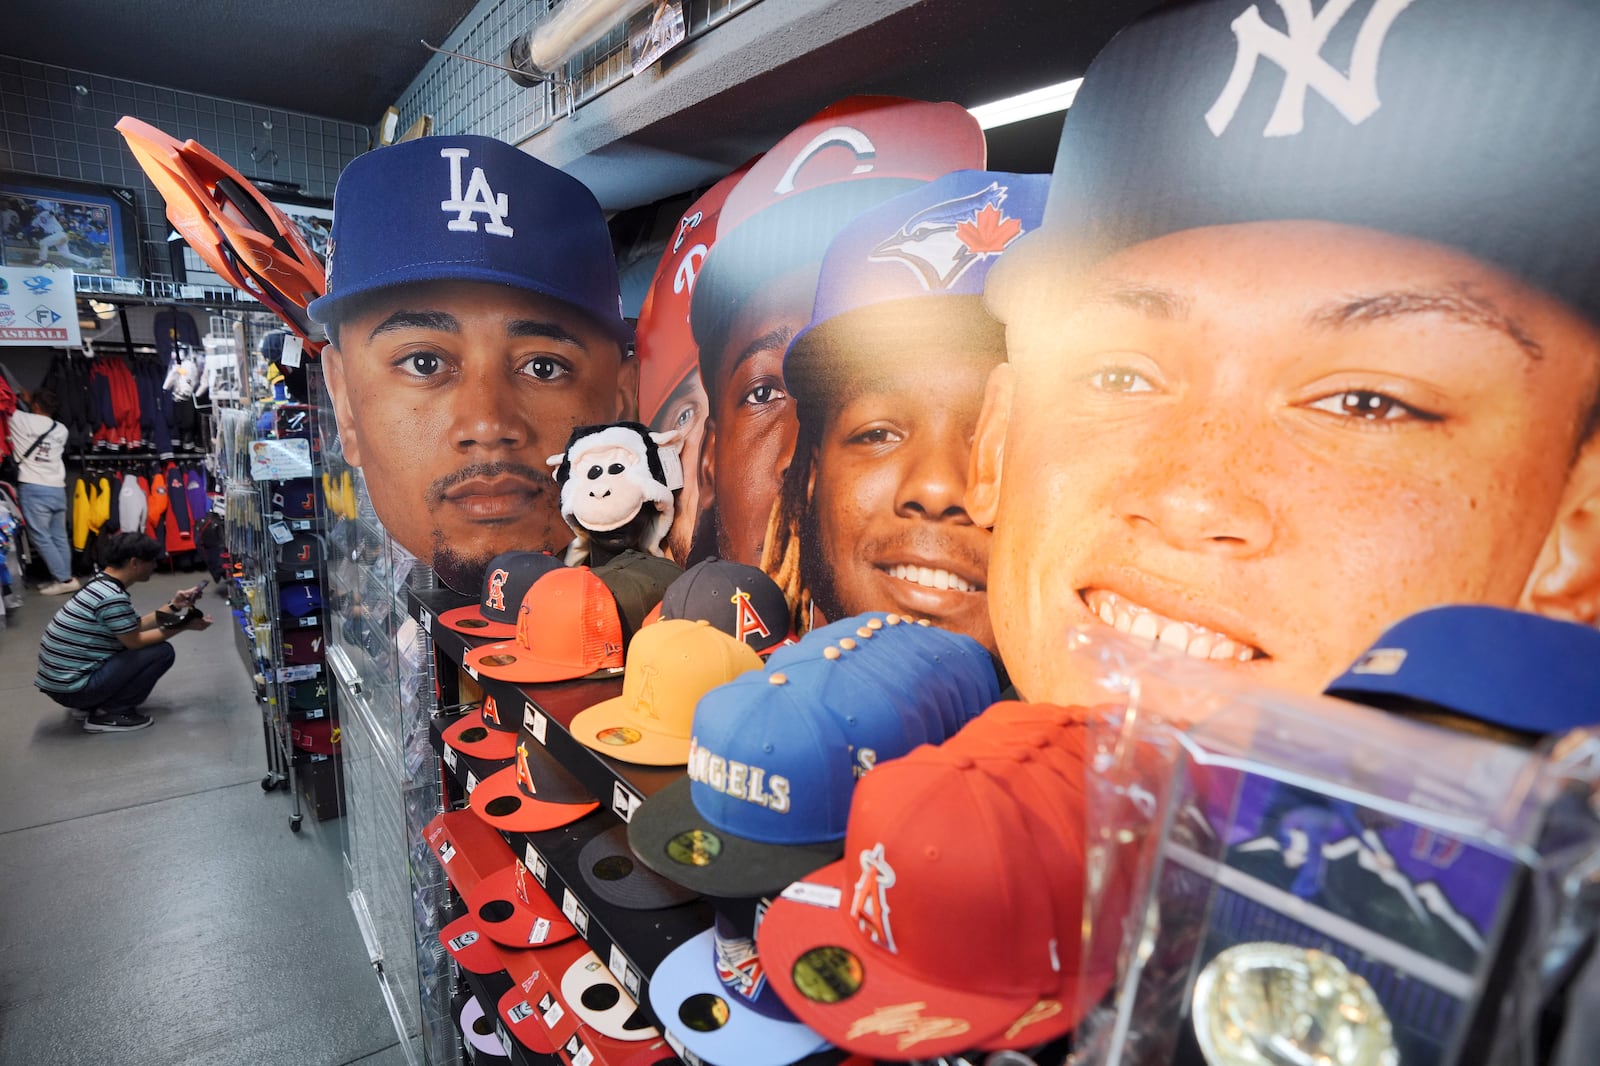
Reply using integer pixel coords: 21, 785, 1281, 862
289, 519, 310, 531
465, 770, 479, 794
306, 708, 323, 720
611, 781, 642, 823
524, 702, 548, 744
779, 881, 843, 909
529, 916, 551, 945
607, 942, 639, 997
525, 843, 548, 886
507, 999, 534, 1024
560, 888, 590, 937
418, 608, 432, 632
444, 746, 458, 772
565, 1035, 593, 1066
280, 334, 304, 368
463, 663, 479, 681
539, 991, 565, 1030
268, 521, 293, 544
438, 841, 456, 865
494, 1022, 512, 1051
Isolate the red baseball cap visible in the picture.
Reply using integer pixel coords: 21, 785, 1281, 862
439, 914, 515, 976
691, 96, 986, 368
468, 735, 600, 833
462, 858, 579, 951
496, 935, 592, 1053
424, 808, 520, 898
465, 567, 626, 684
441, 695, 519, 761
637, 164, 750, 427
755, 743, 1088, 1059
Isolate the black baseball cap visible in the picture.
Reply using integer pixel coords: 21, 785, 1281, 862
592, 550, 682, 643
659, 558, 792, 654
440, 550, 565, 639
578, 824, 700, 911
989, 0, 1600, 332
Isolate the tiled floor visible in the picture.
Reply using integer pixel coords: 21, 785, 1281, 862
0, 571, 409, 1066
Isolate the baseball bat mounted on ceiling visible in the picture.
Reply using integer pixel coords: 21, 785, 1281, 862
503, 0, 660, 86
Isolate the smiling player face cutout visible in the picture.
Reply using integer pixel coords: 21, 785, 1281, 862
324, 280, 633, 590
971, 221, 1600, 705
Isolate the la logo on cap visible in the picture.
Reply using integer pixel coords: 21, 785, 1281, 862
441, 146, 513, 236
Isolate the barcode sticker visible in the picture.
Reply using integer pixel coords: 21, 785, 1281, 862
529, 916, 551, 944
463, 663, 479, 680
525, 703, 547, 744
560, 888, 589, 936
465, 770, 479, 794
607, 942, 637, 996
418, 608, 432, 631
525, 843, 548, 886
779, 881, 843, 909
539, 992, 565, 1029
280, 334, 303, 367
566, 1035, 593, 1066
438, 842, 456, 865
444, 746, 458, 772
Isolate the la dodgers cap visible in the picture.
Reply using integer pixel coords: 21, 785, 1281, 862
692, 96, 986, 377
649, 905, 831, 1066
441, 695, 519, 761
279, 582, 323, 618
307, 135, 631, 345
1325, 605, 1600, 736
591, 549, 683, 642
570, 618, 764, 766
577, 824, 700, 911
469, 735, 600, 833
465, 566, 626, 684
637, 164, 750, 427
462, 857, 579, 950
440, 550, 565, 638
659, 557, 792, 654
988, 0, 1600, 332
785, 170, 1048, 408
757, 742, 1092, 1059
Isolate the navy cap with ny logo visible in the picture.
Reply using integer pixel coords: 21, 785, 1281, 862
307, 134, 631, 345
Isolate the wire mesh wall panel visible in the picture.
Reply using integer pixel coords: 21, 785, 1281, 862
392, 0, 767, 145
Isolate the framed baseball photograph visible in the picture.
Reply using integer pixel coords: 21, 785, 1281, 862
0, 177, 141, 279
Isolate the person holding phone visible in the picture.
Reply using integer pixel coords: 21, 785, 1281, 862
35, 532, 213, 733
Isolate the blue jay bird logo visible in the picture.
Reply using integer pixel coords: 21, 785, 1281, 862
868, 182, 1024, 291
23, 274, 54, 295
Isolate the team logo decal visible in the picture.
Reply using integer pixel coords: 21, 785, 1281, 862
715, 932, 767, 1001
1206, 0, 1416, 138
516, 742, 535, 793
731, 588, 772, 645
868, 182, 1024, 291
846, 1003, 971, 1051
484, 568, 510, 612
773, 125, 876, 196
634, 665, 660, 720
849, 842, 898, 952
440, 147, 514, 236
483, 694, 502, 726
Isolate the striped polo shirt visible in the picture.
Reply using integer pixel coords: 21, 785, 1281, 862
35, 574, 140, 693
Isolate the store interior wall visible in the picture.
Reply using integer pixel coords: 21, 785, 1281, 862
0, 54, 368, 282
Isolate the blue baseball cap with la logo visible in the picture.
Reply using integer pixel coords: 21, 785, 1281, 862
307, 134, 631, 345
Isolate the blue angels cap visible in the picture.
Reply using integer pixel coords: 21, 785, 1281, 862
784, 170, 1047, 406
1325, 606, 1600, 736
307, 135, 631, 344
648, 907, 830, 1066
988, 0, 1600, 330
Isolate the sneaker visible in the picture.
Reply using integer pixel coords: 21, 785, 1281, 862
68, 708, 91, 721
83, 711, 153, 733
3, 593, 20, 610
39, 579, 80, 596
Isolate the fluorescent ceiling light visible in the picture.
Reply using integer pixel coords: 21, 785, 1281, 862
968, 78, 1083, 130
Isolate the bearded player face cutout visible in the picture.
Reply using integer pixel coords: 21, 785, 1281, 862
309, 135, 634, 592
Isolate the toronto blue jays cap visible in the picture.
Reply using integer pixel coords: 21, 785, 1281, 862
785, 170, 1047, 406
1325, 606, 1600, 737
307, 135, 631, 345
988, 0, 1600, 331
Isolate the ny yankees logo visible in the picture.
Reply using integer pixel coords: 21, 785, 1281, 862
440, 147, 514, 236
1205, 0, 1416, 138
849, 842, 898, 953
731, 588, 772, 645
484, 568, 510, 613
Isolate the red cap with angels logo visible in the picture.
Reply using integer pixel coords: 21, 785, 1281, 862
755, 739, 1093, 1059
637, 163, 751, 427
690, 96, 985, 385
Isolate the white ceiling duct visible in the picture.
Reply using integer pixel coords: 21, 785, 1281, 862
505, 0, 659, 85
